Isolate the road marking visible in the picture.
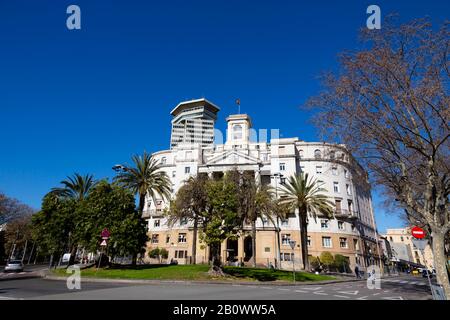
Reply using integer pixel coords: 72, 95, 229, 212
381, 296, 404, 300
295, 290, 307, 293
337, 290, 359, 295
261, 287, 272, 290
372, 293, 380, 296
334, 295, 350, 299
383, 290, 390, 293
232, 284, 241, 287
357, 296, 369, 300
313, 291, 328, 296
303, 287, 322, 291
0, 296, 17, 300
277, 288, 290, 291
399, 281, 408, 284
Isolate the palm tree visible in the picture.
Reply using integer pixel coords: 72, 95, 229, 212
233, 171, 275, 267
51, 173, 97, 201
50, 173, 97, 264
114, 151, 171, 265
114, 151, 172, 215
168, 174, 209, 264
279, 173, 334, 270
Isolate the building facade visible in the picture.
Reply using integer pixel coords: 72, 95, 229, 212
384, 228, 434, 270
144, 98, 381, 271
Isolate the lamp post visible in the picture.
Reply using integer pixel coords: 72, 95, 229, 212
289, 240, 296, 282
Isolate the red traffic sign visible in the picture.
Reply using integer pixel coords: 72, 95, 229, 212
101, 228, 110, 239
411, 226, 426, 239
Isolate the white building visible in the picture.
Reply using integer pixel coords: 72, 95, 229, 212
144, 98, 381, 270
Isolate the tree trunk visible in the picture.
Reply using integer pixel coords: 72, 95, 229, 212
431, 229, 450, 300
68, 244, 77, 266
132, 194, 146, 267
298, 208, 309, 271
251, 220, 257, 268
208, 243, 225, 276
192, 216, 198, 265
276, 217, 281, 269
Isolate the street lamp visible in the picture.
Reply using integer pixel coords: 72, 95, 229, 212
289, 240, 296, 282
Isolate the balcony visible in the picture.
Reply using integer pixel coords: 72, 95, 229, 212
334, 209, 358, 219
142, 209, 164, 218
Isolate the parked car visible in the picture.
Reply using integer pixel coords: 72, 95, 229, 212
4, 260, 24, 273
422, 269, 433, 278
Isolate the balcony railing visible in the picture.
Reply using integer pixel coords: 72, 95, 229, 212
142, 209, 164, 218
334, 209, 358, 218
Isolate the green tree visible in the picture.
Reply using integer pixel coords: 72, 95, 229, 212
334, 254, 350, 273
320, 251, 334, 271
31, 194, 78, 266
114, 152, 171, 266
49, 173, 97, 264
50, 173, 97, 201
74, 181, 148, 264
168, 174, 210, 264
279, 173, 334, 270
114, 151, 171, 214
200, 174, 240, 276
229, 170, 275, 267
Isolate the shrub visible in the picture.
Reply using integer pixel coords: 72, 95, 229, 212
148, 248, 160, 259
319, 251, 334, 271
334, 254, 350, 273
160, 248, 169, 260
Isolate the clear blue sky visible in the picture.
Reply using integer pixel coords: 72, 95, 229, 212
0, 1, 448, 233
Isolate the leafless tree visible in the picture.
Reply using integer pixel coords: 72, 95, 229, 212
305, 17, 450, 298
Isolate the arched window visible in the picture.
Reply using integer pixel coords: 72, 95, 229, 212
314, 149, 322, 159
161, 157, 167, 165
329, 151, 335, 159
233, 124, 243, 140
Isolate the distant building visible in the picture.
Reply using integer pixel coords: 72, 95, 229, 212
145, 98, 381, 271
384, 228, 434, 270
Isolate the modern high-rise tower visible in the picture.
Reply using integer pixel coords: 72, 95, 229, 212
169, 98, 220, 149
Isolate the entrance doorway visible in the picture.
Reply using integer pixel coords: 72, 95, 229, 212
244, 236, 253, 262
226, 238, 238, 263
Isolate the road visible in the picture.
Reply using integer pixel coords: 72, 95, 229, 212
0, 273, 435, 300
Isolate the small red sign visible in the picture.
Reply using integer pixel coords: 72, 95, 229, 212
411, 226, 425, 239
101, 228, 110, 239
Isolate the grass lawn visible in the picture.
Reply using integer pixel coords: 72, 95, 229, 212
53, 264, 334, 282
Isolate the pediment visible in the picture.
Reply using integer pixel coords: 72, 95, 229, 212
205, 150, 261, 166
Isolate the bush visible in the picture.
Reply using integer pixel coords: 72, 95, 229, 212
334, 254, 350, 273
160, 248, 169, 260
148, 248, 160, 259
310, 256, 321, 271
319, 252, 334, 271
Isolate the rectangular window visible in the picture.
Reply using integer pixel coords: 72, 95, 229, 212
316, 166, 322, 174
320, 219, 329, 229
332, 167, 338, 176
280, 177, 286, 185
353, 239, 359, 250
346, 184, 352, 195
348, 200, 353, 212
279, 163, 286, 171
307, 236, 311, 247
154, 219, 160, 228
185, 167, 190, 174
333, 182, 340, 193
172, 171, 176, 178
151, 234, 159, 244
338, 221, 344, 230
322, 237, 332, 248
166, 235, 170, 244
282, 234, 291, 245
178, 233, 187, 243
339, 237, 348, 248
281, 253, 294, 261
262, 153, 268, 161
279, 146, 286, 155
344, 169, 350, 179
335, 200, 342, 213
281, 219, 289, 226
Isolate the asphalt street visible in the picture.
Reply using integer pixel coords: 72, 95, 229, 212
0, 274, 435, 300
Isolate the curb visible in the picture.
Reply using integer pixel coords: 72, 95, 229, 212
43, 273, 367, 287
